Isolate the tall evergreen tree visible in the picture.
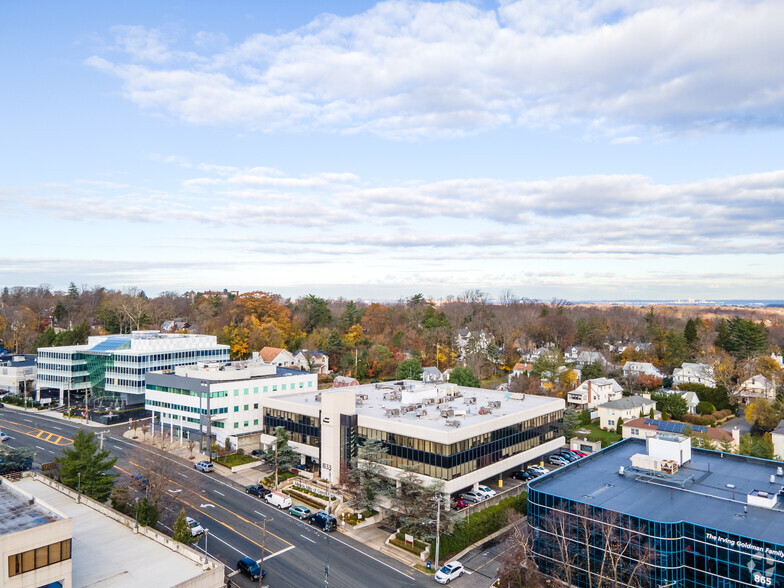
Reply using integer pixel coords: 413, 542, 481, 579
173, 508, 199, 545
56, 430, 117, 502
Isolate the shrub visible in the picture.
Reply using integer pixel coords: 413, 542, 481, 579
438, 494, 527, 559
615, 417, 624, 435
391, 533, 429, 557
696, 401, 716, 415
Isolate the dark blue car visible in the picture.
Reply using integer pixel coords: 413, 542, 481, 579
237, 557, 265, 581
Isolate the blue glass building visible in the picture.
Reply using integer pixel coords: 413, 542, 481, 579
528, 436, 784, 588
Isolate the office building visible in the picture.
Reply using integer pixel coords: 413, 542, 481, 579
37, 331, 229, 407
527, 434, 784, 587
263, 380, 564, 494
0, 354, 36, 396
144, 356, 317, 447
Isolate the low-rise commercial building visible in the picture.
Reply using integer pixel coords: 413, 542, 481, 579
261, 380, 565, 495
7, 473, 223, 587
528, 434, 784, 588
0, 354, 36, 396
37, 331, 229, 408
145, 357, 317, 448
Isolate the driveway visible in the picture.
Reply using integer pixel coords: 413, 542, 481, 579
720, 416, 751, 435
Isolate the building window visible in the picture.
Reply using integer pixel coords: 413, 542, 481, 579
254, 419, 258, 425
244, 421, 248, 427
234, 423, 238, 429
244, 388, 249, 395
254, 387, 258, 394
234, 390, 239, 396
253, 403, 258, 409
234, 406, 239, 412
244, 405, 249, 411
8, 538, 72, 577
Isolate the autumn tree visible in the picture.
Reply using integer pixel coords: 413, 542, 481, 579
745, 398, 780, 432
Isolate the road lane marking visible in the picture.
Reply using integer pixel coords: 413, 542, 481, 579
254, 511, 266, 518
24, 419, 33, 423
118, 463, 290, 553
36, 446, 47, 451
265, 545, 295, 560
0, 421, 72, 446
327, 534, 412, 579
200, 504, 216, 508
471, 544, 514, 572
214, 490, 224, 496
300, 534, 316, 544
52, 426, 62, 431
178, 473, 188, 478
127, 460, 293, 548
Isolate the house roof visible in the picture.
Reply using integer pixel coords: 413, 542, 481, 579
512, 362, 532, 372
600, 395, 654, 411
422, 367, 442, 375
623, 417, 732, 442
260, 347, 286, 362
573, 377, 623, 393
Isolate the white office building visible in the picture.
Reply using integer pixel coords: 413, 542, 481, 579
37, 331, 229, 407
144, 356, 318, 447
0, 354, 36, 396
263, 380, 565, 495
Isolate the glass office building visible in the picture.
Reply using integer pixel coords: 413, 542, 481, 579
528, 436, 784, 588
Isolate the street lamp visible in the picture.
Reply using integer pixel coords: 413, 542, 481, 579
433, 494, 442, 572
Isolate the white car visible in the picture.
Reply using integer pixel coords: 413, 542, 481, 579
476, 485, 497, 499
186, 517, 204, 537
435, 560, 465, 584
459, 490, 485, 503
194, 461, 214, 472
528, 465, 547, 476
0, 432, 9, 442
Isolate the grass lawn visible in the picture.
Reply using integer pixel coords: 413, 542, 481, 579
214, 453, 256, 467
582, 423, 622, 447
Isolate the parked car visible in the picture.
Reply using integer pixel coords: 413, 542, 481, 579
194, 461, 214, 472
246, 485, 271, 498
265, 491, 292, 509
0, 432, 9, 442
549, 454, 570, 466
569, 449, 588, 457
452, 498, 468, 510
289, 505, 311, 519
308, 511, 338, 532
131, 473, 148, 486
250, 449, 265, 457
237, 557, 264, 581
511, 470, 532, 481
555, 451, 577, 462
186, 517, 204, 537
435, 560, 465, 584
525, 468, 544, 478
460, 490, 485, 503
476, 485, 497, 498
527, 464, 547, 475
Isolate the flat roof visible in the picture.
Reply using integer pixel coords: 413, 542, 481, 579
14, 477, 220, 587
0, 482, 62, 535
281, 380, 563, 433
529, 437, 784, 545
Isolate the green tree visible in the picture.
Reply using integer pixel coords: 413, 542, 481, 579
56, 430, 117, 502
273, 426, 299, 475
339, 301, 361, 331
579, 409, 592, 425
580, 361, 604, 380
615, 416, 624, 435
696, 401, 716, 415
136, 497, 159, 528
738, 433, 774, 459
717, 317, 768, 358
448, 365, 480, 387
0, 445, 34, 474
323, 328, 345, 369
173, 508, 199, 545
663, 330, 688, 371
396, 358, 423, 380
344, 438, 391, 512
563, 408, 581, 439
303, 295, 332, 332
651, 392, 689, 421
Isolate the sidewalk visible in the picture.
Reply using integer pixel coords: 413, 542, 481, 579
1, 403, 107, 428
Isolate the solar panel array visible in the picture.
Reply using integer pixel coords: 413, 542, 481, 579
644, 418, 707, 434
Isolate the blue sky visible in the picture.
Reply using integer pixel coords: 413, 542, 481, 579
2, 0, 783, 301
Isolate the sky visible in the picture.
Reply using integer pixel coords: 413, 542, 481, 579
2, 0, 783, 302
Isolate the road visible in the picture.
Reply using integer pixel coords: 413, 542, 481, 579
0, 408, 433, 588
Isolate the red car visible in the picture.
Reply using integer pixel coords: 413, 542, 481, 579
452, 499, 468, 510
567, 449, 587, 458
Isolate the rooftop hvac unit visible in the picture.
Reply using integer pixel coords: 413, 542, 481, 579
488, 400, 502, 408
384, 408, 400, 417
440, 409, 455, 418
479, 407, 493, 415
445, 420, 461, 427
464, 396, 477, 404
416, 409, 428, 418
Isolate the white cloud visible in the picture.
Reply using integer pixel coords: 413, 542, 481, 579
87, 1, 784, 138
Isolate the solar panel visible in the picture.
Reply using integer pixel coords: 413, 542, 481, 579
89, 338, 131, 353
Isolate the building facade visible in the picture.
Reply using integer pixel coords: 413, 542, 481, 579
598, 396, 657, 430
0, 354, 36, 396
145, 359, 317, 447
259, 380, 565, 495
568, 378, 624, 410
528, 435, 784, 588
37, 331, 229, 407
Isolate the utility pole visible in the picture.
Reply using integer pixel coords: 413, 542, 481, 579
434, 494, 441, 572
274, 436, 279, 490
259, 519, 266, 587
98, 430, 106, 450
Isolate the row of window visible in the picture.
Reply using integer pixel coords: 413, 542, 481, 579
8, 538, 72, 578
146, 399, 229, 416
264, 409, 320, 447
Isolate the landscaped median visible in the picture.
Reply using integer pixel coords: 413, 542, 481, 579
388, 532, 430, 560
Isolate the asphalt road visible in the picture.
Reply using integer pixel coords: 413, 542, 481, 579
0, 408, 431, 588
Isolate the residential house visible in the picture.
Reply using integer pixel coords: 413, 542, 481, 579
455, 329, 493, 360
161, 318, 190, 332
622, 417, 739, 449
672, 362, 716, 388
622, 361, 665, 381
565, 347, 609, 369
567, 378, 623, 410
511, 362, 533, 377
293, 349, 330, 375
598, 396, 657, 431
735, 374, 776, 404
422, 367, 443, 383
771, 352, 783, 368
520, 347, 549, 363
259, 347, 297, 368
333, 375, 359, 388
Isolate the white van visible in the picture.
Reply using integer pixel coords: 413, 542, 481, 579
265, 491, 292, 509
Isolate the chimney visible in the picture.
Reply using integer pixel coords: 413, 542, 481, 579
732, 427, 740, 447
587, 380, 592, 406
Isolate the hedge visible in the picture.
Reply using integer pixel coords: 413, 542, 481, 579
438, 493, 527, 559
392, 533, 429, 556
